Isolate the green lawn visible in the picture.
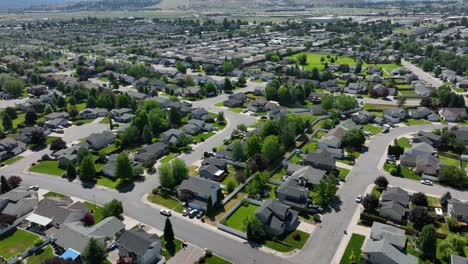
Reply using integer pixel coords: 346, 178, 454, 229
27, 246, 54, 264
271, 167, 286, 181
399, 90, 417, 96
44, 191, 65, 198
29, 161, 65, 176
45, 136, 60, 145
302, 141, 317, 153
314, 131, 327, 139
427, 196, 441, 207
194, 132, 216, 143
383, 162, 421, 181
214, 102, 224, 107
161, 237, 183, 260
0, 229, 39, 260
404, 119, 431, 126
371, 186, 382, 199
266, 183, 278, 199
224, 203, 259, 231
363, 124, 383, 135
95, 177, 122, 189
363, 104, 395, 112
339, 233, 366, 264
84, 201, 105, 224
220, 167, 240, 189
160, 153, 176, 163
397, 137, 411, 149
1, 156, 23, 165
228, 107, 244, 113
290, 153, 301, 164
98, 144, 120, 156
263, 230, 310, 252
438, 155, 460, 167
204, 255, 232, 264
337, 168, 350, 182
290, 52, 365, 71
147, 194, 183, 213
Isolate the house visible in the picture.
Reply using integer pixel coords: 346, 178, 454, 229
201, 158, 227, 171
276, 177, 310, 211
363, 222, 417, 264
408, 107, 432, 119
191, 108, 214, 122
303, 150, 336, 171
79, 108, 108, 119
451, 126, 468, 144
0, 138, 27, 162
199, 163, 225, 181
187, 119, 212, 132
177, 177, 221, 211
400, 142, 435, 167
417, 131, 441, 147
117, 229, 165, 264
55, 216, 125, 254
439, 108, 467, 122
255, 199, 299, 237
0, 187, 38, 232
45, 118, 70, 129
414, 83, 434, 97
383, 108, 406, 122
32, 196, 89, 229
447, 199, 468, 223
183, 86, 201, 98
223, 98, 244, 108
414, 154, 439, 176
111, 108, 134, 123
352, 111, 376, 125
45, 112, 70, 121
29, 84, 48, 96
161, 129, 186, 146
80, 130, 116, 150
134, 142, 169, 166
379, 187, 410, 222
182, 123, 202, 136
288, 165, 327, 187
344, 83, 367, 94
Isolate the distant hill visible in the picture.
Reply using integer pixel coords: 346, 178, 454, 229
0, 0, 77, 9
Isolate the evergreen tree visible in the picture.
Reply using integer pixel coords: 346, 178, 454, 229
0, 176, 11, 194
81, 238, 107, 264
2, 113, 12, 131
25, 109, 38, 126
80, 155, 96, 181
164, 218, 175, 254
206, 196, 213, 215
142, 124, 153, 144
66, 163, 77, 179
417, 225, 437, 260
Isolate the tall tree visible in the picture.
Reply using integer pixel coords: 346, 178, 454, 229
115, 153, 133, 182
81, 238, 107, 264
2, 113, 12, 131
0, 176, 11, 194
25, 109, 38, 126
261, 135, 282, 163
102, 199, 123, 219
417, 225, 437, 260
79, 155, 96, 181
164, 218, 175, 254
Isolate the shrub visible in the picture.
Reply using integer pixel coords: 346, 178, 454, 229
34, 239, 44, 247
204, 250, 212, 257
446, 217, 460, 232
313, 214, 321, 223
152, 188, 159, 195
292, 232, 301, 241
360, 212, 386, 226
41, 154, 51, 161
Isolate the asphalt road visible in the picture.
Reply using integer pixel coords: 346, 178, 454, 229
289, 124, 466, 264
402, 60, 443, 88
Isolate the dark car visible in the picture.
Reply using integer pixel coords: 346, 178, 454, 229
196, 210, 206, 219
188, 209, 198, 218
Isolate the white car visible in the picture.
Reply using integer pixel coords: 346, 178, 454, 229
27, 185, 39, 191
420, 180, 433, 186
355, 195, 363, 203
159, 208, 172, 217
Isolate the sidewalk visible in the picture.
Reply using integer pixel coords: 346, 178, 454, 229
167, 244, 204, 264
330, 184, 373, 264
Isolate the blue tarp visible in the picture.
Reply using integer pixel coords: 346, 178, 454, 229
59, 248, 80, 260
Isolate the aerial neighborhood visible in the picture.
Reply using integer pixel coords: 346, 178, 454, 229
0, 1, 466, 264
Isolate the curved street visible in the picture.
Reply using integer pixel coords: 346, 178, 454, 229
0, 86, 466, 264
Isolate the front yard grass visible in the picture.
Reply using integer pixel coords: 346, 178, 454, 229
438, 155, 460, 167
83, 201, 105, 224
290, 52, 365, 70
45, 136, 60, 145
371, 186, 382, 199
160, 237, 183, 260
383, 162, 421, 181
339, 233, 366, 264
0, 229, 39, 260
204, 255, 232, 264
337, 167, 350, 182
404, 119, 430, 126
263, 230, 310, 252
228, 107, 245, 113
44, 191, 65, 198
98, 144, 120, 156
302, 141, 317, 153
147, 194, 183, 213
289, 153, 301, 164
397, 137, 411, 149
160, 153, 176, 163
271, 167, 286, 181
1, 156, 23, 165
29, 161, 65, 176
27, 246, 55, 264
94, 177, 123, 189
363, 124, 383, 135
193, 132, 216, 143
223, 202, 259, 231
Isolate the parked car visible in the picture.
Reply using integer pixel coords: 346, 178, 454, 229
160, 208, 172, 217
356, 95, 363, 99
241, 109, 248, 113
182, 208, 190, 217
196, 210, 206, 219
27, 185, 39, 191
420, 179, 433, 186
189, 209, 198, 218
355, 195, 363, 203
